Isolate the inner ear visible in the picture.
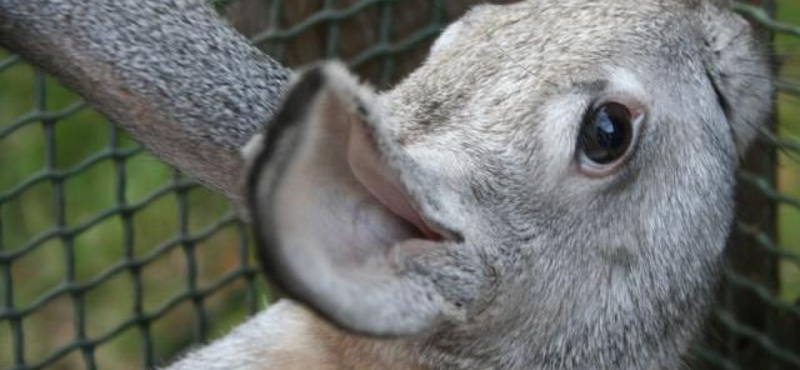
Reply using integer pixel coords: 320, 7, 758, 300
245, 63, 475, 336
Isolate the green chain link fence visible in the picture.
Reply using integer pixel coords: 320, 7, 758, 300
0, 0, 798, 369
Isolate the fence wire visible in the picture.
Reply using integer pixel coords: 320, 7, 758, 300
0, 0, 798, 369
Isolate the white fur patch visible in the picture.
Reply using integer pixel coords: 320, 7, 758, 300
241, 133, 264, 161
539, 93, 591, 180
431, 20, 464, 55
606, 67, 648, 101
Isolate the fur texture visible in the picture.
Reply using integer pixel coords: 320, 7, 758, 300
1, 0, 773, 369
0, 0, 290, 199
242, 1, 772, 369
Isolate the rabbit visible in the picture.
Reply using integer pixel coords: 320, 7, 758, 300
186, 0, 772, 369
0, 0, 773, 369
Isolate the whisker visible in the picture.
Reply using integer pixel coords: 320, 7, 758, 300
460, 12, 559, 90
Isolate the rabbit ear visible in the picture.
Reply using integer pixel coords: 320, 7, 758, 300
702, 2, 774, 155
245, 62, 478, 337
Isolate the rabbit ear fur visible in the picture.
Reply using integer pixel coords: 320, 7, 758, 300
700, 1, 774, 155
244, 63, 485, 337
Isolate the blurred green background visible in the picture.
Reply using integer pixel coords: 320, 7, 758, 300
1, 0, 799, 369
774, 0, 800, 305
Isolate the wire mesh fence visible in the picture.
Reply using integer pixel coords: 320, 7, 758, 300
0, 0, 798, 369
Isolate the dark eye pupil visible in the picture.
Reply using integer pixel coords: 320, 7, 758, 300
579, 103, 632, 165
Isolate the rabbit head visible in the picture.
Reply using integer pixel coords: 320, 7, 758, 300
245, 0, 772, 368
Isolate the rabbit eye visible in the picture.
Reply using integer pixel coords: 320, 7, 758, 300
577, 102, 637, 174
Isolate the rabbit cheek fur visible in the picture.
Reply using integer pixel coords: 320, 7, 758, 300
245, 1, 772, 369
389, 2, 768, 368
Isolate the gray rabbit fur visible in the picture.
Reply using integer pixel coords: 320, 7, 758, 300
0, 0, 773, 369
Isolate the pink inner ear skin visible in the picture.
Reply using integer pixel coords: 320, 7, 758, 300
347, 119, 442, 241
